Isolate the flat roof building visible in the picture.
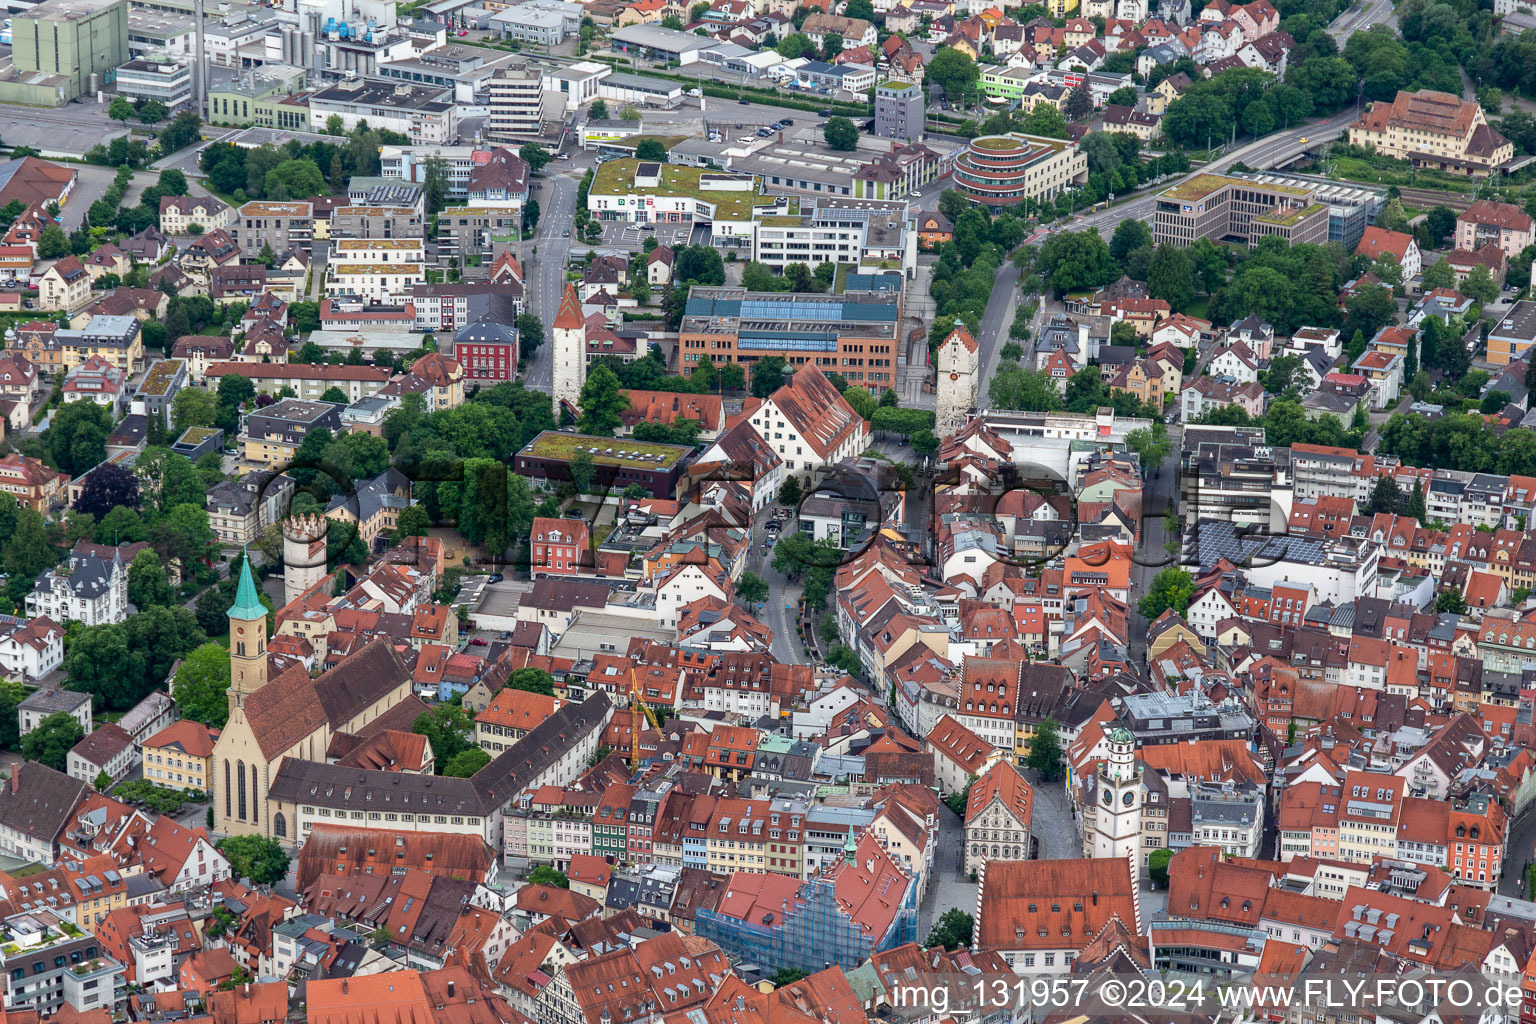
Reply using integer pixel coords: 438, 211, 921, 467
678, 285, 901, 389
7, 0, 129, 104
1489, 300, 1536, 367
514, 431, 693, 499
115, 58, 192, 107
1153, 173, 1329, 249
306, 78, 458, 144
953, 133, 1087, 210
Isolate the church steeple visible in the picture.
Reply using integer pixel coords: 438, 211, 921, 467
228, 553, 267, 709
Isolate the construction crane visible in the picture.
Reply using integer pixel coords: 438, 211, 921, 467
630, 667, 662, 767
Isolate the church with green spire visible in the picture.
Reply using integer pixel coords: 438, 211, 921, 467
209, 549, 416, 842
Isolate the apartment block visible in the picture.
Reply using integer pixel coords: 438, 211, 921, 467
233, 201, 314, 260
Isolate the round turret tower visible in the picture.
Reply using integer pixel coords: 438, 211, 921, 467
281, 513, 329, 607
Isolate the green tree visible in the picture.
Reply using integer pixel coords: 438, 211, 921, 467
0, 680, 22, 755
778, 475, 802, 507
171, 387, 219, 431
1462, 265, 1500, 304
718, 363, 746, 392
1036, 230, 1116, 295
263, 159, 326, 200
1025, 718, 1064, 782
925, 908, 974, 951
1424, 206, 1458, 244
736, 571, 769, 607
1421, 259, 1456, 292
589, 98, 609, 119
1408, 479, 1428, 525
509, 667, 556, 696
413, 704, 475, 768
1148, 848, 1173, 888
634, 138, 668, 161
1064, 85, 1094, 122
217, 835, 290, 884
4, 509, 54, 593
771, 969, 809, 988
392, 504, 431, 542
529, 866, 570, 887
570, 451, 596, 494
750, 355, 789, 398
173, 643, 232, 728
520, 143, 553, 172
37, 223, 70, 259
1138, 567, 1195, 621
1109, 219, 1152, 268
128, 549, 175, 609
928, 47, 979, 102
576, 364, 630, 436
1436, 589, 1468, 614
443, 748, 492, 777
1124, 422, 1172, 473
777, 32, 814, 57
823, 116, 859, 151
109, 96, 135, 122
1364, 475, 1406, 515
516, 313, 546, 357
21, 711, 84, 770
1147, 243, 1195, 311
1375, 198, 1411, 233
989, 365, 1062, 412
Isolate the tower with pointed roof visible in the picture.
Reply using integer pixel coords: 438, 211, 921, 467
228, 553, 267, 710
936, 322, 979, 438
552, 281, 586, 411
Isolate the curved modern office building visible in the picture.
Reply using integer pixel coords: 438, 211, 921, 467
953, 133, 1088, 208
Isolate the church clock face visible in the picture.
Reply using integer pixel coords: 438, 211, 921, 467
1102, 788, 1113, 806
950, 372, 960, 380
1123, 791, 1135, 806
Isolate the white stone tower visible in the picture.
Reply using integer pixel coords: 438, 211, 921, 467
281, 513, 329, 607
552, 281, 587, 412
935, 322, 980, 439
1091, 727, 1143, 873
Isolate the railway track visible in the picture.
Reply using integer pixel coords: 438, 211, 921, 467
1395, 186, 1476, 212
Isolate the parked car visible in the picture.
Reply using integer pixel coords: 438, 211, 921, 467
488, 573, 504, 583
739, 98, 750, 104
469, 638, 488, 646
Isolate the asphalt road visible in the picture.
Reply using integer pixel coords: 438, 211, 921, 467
1127, 436, 1182, 666
523, 170, 579, 393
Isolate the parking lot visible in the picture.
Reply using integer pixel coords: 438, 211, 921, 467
599, 220, 693, 248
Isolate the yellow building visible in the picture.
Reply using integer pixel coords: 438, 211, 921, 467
1348, 90, 1513, 176
141, 720, 220, 792
323, 467, 412, 552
